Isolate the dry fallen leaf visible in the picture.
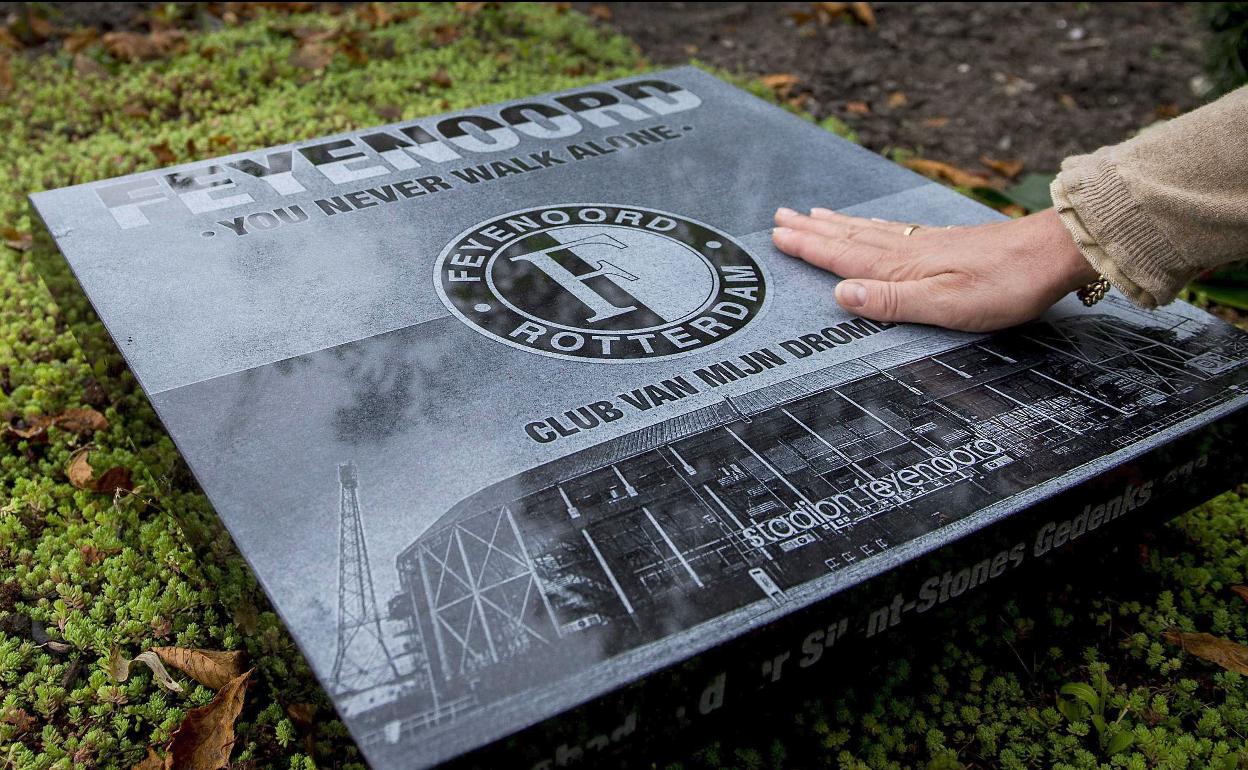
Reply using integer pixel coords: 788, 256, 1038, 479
794, 2, 875, 28
923, 116, 951, 128
7, 12, 53, 46
131, 747, 165, 770
431, 24, 462, 46
760, 73, 800, 93
2, 226, 32, 252
588, 4, 613, 21
845, 100, 871, 115
111, 649, 185, 693
1162, 629, 1248, 676
6, 417, 52, 440
68, 448, 95, 489
62, 27, 99, 54
101, 30, 187, 62
355, 2, 393, 28
67, 447, 131, 494
1155, 103, 1180, 120
26, 14, 54, 43
152, 648, 247, 691
138, 651, 184, 694
980, 155, 1024, 179
6, 406, 107, 442
428, 68, 453, 89
73, 52, 108, 78
119, 100, 148, 119
55, 407, 108, 434
849, 2, 877, 29
108, 646, 129, 682
339, 40, 369, 66
0, 27, 20, 50
902, 157, 991, 189
95, 466, 134, 494
289, 40, 335, 70
166, 670, 252, 770
812, 2, 848, 19
150, 142, 176, 165
886, 91, 907, 108
286, 26, 333, 42
786, 8, 818, 25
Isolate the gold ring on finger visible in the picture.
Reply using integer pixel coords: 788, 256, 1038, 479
903, 224, 921, 236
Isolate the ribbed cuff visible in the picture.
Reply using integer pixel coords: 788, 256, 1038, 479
1051, 152, 1194, 308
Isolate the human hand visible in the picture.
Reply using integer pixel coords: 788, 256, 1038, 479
771, 206, 1099, 332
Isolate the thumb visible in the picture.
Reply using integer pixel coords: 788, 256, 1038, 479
835, 278, 949, 326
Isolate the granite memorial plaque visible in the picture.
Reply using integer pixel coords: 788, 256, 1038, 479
31, 67, 1248, 768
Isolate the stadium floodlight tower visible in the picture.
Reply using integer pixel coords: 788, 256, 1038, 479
332, 461, 400, 697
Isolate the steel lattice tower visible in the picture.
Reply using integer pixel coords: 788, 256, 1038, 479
332, 462, 400, 695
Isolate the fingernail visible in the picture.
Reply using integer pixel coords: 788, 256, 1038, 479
811, 207, 833, 216
776, 207, 796, 217
772, 226, 792, 235
837, 281, 868, 307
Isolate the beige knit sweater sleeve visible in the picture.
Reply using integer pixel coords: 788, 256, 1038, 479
1050, 85, 1248, 308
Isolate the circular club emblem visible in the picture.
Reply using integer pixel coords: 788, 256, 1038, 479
435, 204, 767, 361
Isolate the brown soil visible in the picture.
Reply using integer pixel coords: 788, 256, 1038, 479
8, 2, 1210, 176
583, 2, 1210, 175
0, 2, 156, 33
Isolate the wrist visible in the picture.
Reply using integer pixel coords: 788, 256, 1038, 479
1035, 207, 1099, 294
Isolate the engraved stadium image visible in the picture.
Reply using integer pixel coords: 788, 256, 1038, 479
327, 301, 1248, 756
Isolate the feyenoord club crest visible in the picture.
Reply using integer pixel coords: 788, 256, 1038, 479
435, 204, 767, 361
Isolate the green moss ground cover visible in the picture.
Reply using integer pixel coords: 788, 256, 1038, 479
0, 4, 1246, 769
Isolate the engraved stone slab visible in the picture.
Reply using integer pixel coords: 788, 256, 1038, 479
31, 67, 1248, 769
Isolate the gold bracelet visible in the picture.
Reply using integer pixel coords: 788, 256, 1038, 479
1076, 277, 1111, 307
